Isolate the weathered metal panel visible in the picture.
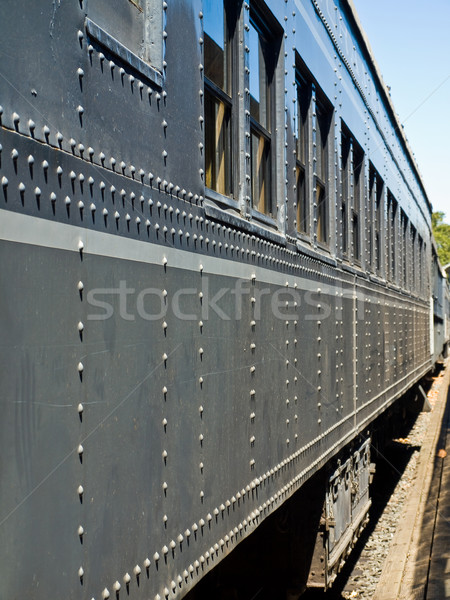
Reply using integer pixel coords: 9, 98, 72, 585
0, 0, 437, 598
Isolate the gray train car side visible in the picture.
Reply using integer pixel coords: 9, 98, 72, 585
0, 0, 438, 598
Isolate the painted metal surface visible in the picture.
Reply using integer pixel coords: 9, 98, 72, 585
0, 0, 444, 598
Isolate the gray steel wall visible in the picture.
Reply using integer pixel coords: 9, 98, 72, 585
0, 1, 433, 599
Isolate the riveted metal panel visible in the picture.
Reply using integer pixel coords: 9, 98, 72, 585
0, 0, 438, 598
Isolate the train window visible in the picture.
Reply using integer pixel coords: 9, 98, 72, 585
249, 8, 279, 218
401, 211, 408, 289
295, 74, 311, 235
204, 1, 234, 198
86, 0, 163, 87
340, 122, 363, 263
341, 127, 350, 256
315, 93, 332, 246
411, 225, 417, 293
387, 191, 397, 282
352, 139, 364, 264
369, 164, 384, 275
418, 236, 424, 296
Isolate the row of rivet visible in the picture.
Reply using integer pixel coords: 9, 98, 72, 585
0, 143, 350, 283
108, 431, 348, 600
77, 273, 85, 587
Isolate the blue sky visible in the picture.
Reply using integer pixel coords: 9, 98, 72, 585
351, 0, 450, 221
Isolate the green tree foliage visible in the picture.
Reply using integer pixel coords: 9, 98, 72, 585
432, 212, 450, 269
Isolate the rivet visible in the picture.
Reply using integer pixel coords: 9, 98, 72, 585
78, 566, 84, 579
13, 112, 20, 125
19, 182, 26, 192
153, 552, 160, 562
124, 573, 131, 584
1, 176, 8, 187
78, 240, 84, 251
77, 525, 84, 537
102, 588, 110, 599
77, 362, 84, 373
133, 565, 141, 576
77, 485, 84, 497
144, 558, 151, 569
77, 444, 84, 456
77, 403, 84, 415
113, 581, 121, 592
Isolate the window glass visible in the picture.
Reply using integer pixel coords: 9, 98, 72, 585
249, 12, 276, 217
341, 128, 350, 256
203, 1, 233, 198
251, 130, 271, 215
315, 97, 331, 246
316, 183, 327, 244
249, 20, 270, 132
295, 75, 310, 234
296, 165, 307, 233
204, 0, 229, 93
352, 142, 363, 262
205, 89, 231, 196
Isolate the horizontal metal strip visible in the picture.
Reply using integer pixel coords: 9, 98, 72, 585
0, 208, 351, 293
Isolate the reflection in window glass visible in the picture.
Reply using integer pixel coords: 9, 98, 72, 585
296, 166, 307, 233
352, 142, 363, 262
316, 183, 327, 244
203, 0, 228, 92
315, 98, 330, 245
249, 14, 273, 216
251, 130, 271, 215
341, 128, 350, 256
205, 89, 231, 196
203, 1, 233, 197
295, 75, 309, 234
249, 20, 270, 132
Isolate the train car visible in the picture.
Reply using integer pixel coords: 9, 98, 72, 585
0, 0, 442, 598
431, 245, 449, 363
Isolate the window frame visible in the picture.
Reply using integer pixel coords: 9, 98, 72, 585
203, 1, 240, 207
294, 72, 311, 237
85, 0, 164, 88
248, 8, 279, 221
314, 90, 332, 249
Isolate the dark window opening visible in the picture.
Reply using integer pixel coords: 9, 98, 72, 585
315, 96, 331, 246
295, 74, 310, 234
